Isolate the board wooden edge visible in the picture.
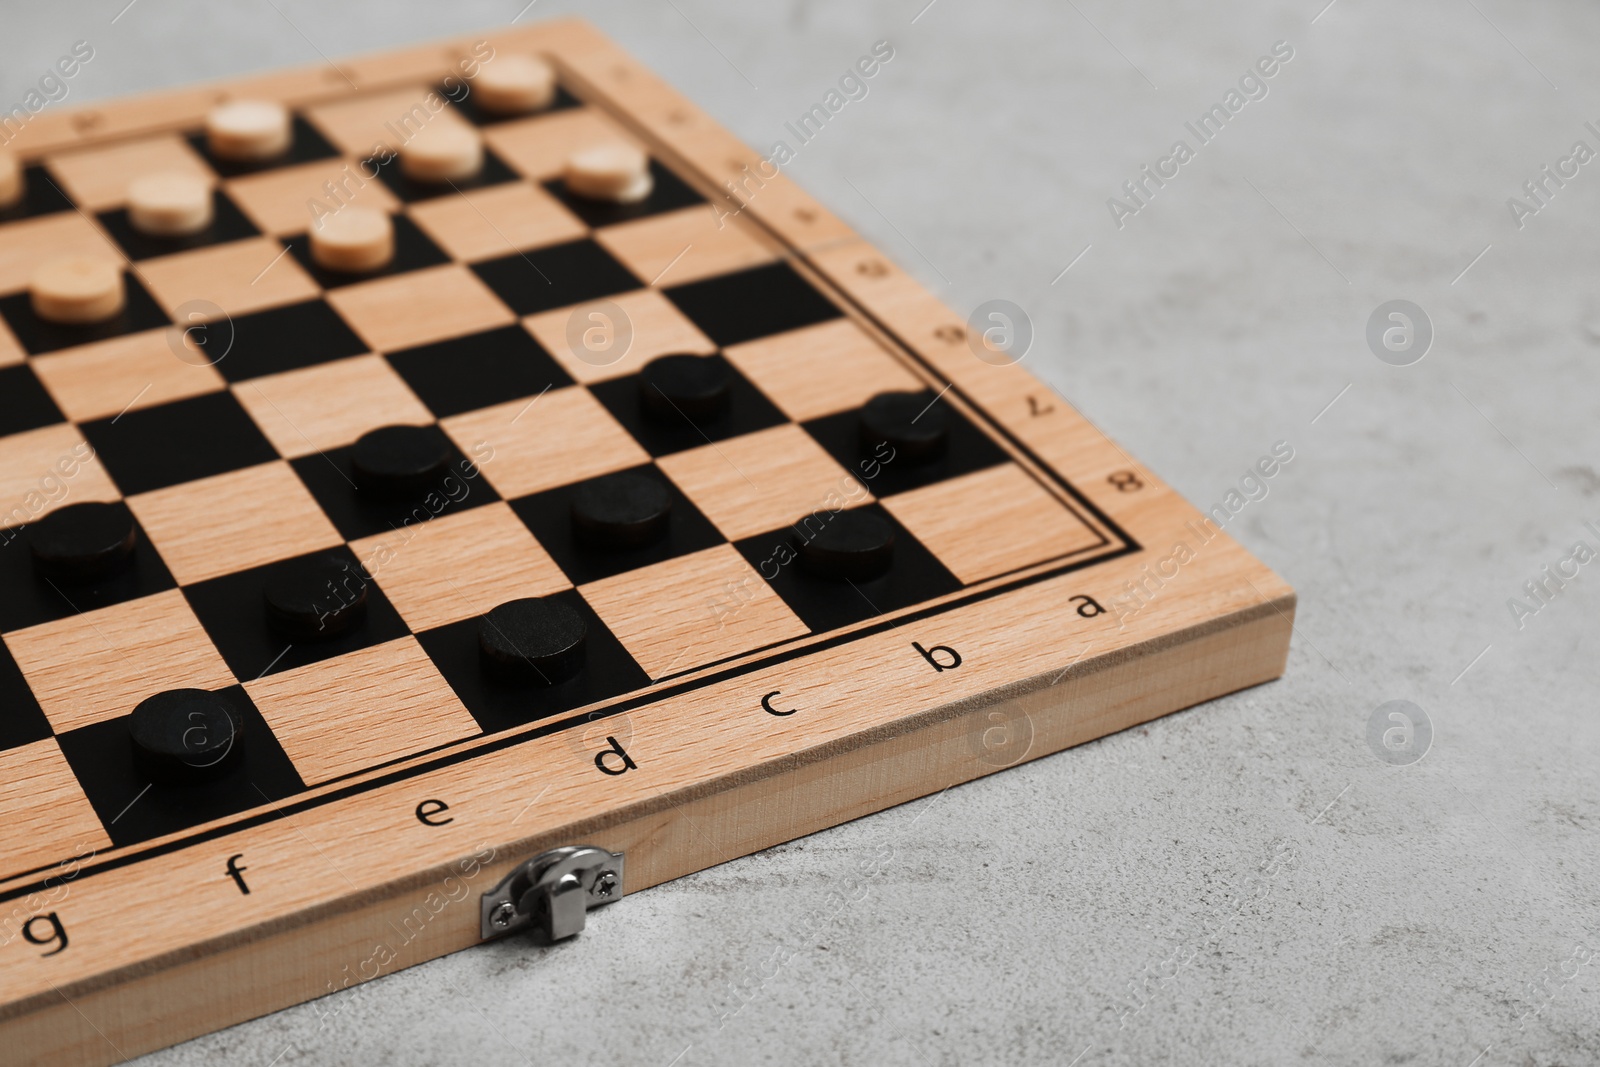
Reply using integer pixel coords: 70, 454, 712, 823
12, 591, 1292, 1066
0, 19, 1299, 1065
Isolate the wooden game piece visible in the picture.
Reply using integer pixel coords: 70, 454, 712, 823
351, 424, 452, 497
796, 509, 895, 581
309, 206, 395, 272
129, 688, 245, 784
0, 151, 22, 209
206, 99, 293, 161
263, 553, 368, 640
126, 170, 214, 236
640, 353, 729, 421
473, 53, 558, 114
860, 391, 948, 464
29, 501, 137, 582
29, 255, 125, 324
564, 142, 652, 203
479, 596, 587, 683
571, 471, 673, 548
400, 123, 484, 182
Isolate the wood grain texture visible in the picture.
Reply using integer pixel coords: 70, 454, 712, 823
522, 286, 716, 383
125, 461, 342, 585
325, 263, 514, 351
232, 354, 430, 459
0, 20, 1294, 1066
656, 422, 871, 542
594, 203, 778, 287
347, 501, 570, 632
6, 589, 236, 734
30, 329, 226, 423
0, 741, 111, 875
406, 180, 587, 262
721, 318, 924, 422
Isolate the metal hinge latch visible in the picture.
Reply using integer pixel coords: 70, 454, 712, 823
479, 845, 624, 942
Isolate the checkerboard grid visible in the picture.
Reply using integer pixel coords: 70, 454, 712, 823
0, 83, 1111, 870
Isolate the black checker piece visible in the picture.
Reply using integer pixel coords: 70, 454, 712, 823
509, 464, 722, 585
0, 503, 176, 633
57, 685, 303, 848
588, 353, 786, 457
734, 504, 961, 634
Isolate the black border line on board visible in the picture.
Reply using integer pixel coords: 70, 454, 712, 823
0, 540, 1138, 904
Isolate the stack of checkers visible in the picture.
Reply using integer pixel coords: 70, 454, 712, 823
0, 58, 1117, 857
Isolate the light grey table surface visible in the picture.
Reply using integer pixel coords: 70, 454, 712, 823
6, 1, 1599, 1063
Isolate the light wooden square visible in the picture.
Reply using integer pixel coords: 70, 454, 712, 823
879, 464, 1105, 584
439, 386, 648, 499
244, 637, 479, 785
6, 590, 235, 733
225, 158, 400, 236
483, 107, 638, 181
0, 424, 119, 531
31, 328, 226, 423
138, 237, 319, 319
658, 424, 868, 542
44, 134, 213, 211
407, 181, 586, 261
595, 205, 776, 288
232, 354, 428, 459
127, 462, 342, 586
581, 544, 807, 679
524, 287, 714, 385
722, 319, 924, 422
349, 501, 569, 632
0, 741, 111, 874
327, 264, 515, 352
305, 86, 475, 155
0, 213, 120, 295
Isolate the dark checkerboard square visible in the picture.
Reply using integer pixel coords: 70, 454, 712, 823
471, 238, 641, 316
56, 686, 304, 848
587, 354, 787, 456
291, 432, 498, 541
96, 191, 260, 262
0, 639, 51, 752
0, 273, 170, 356
184, 545, 409, 681
0, 504, 177, 633
369, 146, 520, 204
283, 214, 450, 289
0, 165, 75, 222
542, 160, 704, 228
0, 365, 64, 436
81, 391, 278, 496
187, 115, 339, 178
386, 325, 572, 418
211, 299, 368, 383
451, 84, 581, 127
664, 262, 841, 348
508, 463, 723, 585
803, 391, 1009, 499
733, 504, 961, 633
416, 588, 648, 734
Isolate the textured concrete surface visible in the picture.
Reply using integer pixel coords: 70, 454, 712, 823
7, 1, 1600, 1063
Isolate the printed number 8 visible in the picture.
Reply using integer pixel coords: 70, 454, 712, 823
1108, 471, 1142, 492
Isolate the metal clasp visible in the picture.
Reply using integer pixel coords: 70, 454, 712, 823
479, 845, 624, 942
